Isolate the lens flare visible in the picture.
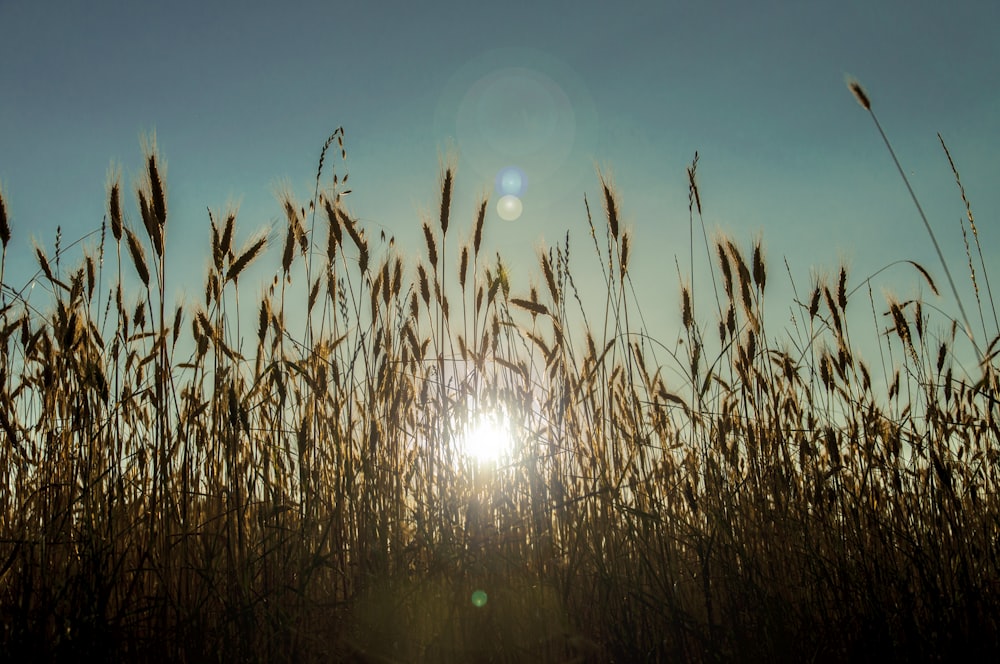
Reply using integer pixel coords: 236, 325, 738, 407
496, 166, 527, 197
496, 195, 523, 221
433, 47, 598, 208
471, 590, 488, 607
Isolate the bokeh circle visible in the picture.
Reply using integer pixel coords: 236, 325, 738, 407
496, 166, 527, 197
497, 195, 523, 221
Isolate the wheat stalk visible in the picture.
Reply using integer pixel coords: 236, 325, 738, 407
848, 77, 980, 358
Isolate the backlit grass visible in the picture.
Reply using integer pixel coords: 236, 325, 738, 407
0, 114, 997, 662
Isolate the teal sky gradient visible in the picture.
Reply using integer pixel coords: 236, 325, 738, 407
1, 0, 998, 363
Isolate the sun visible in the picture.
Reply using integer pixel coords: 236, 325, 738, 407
458, 410, 514, 464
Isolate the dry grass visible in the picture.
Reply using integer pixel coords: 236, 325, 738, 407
0, 121, 997, 663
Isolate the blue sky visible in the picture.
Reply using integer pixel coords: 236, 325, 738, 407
1, 0, 998, 363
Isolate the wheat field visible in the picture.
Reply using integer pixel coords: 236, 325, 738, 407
0, 93, 998, 662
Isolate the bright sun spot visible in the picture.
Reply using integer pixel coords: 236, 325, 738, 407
458, 411, 514, 464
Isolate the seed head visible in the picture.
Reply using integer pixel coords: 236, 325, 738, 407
846, 76, 871, 111
0, 187, 9, 249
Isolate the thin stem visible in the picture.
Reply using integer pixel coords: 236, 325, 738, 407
865, 106, 981, 360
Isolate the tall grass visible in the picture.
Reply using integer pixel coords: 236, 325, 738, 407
0, 115, 997, 662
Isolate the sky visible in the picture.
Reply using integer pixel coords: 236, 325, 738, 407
1, 0, 998, 371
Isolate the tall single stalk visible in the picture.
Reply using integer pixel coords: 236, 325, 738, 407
848, 78, 981, 359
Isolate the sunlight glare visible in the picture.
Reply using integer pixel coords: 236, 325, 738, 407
459, 410, 514, 464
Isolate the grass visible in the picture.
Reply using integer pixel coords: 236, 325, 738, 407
0, 94, 998, 662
